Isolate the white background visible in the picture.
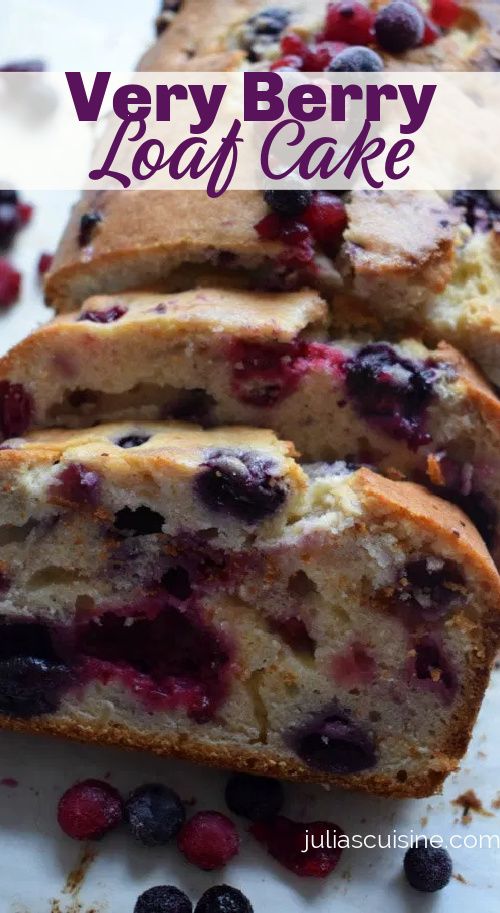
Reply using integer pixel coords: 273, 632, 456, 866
1, 3, 500, 912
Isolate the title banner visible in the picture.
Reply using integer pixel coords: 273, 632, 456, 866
1, 71, 499, 194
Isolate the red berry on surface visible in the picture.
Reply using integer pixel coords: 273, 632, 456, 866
302, 193, 348, 251
430, 0, 461, 29
177, 811, 240, 871
16, 202, 33, 227
421, 17, 441, 45
254, 212, 283, 241
250, 816, 343, 877
303, 40, 348, 70
37, 252, 53, 276
280, 32, 308, 60
57, 779, 123, 840
0, 259, 21, 307
324, 1, 375, 45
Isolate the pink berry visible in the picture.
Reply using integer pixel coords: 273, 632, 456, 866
303, 40, 348, 70
323, 1, 375, 45
57, 779, 123, 840
0, 259, 21, 307
250, 816, 343, 878
430, 0, 461, 29
37, 252, 53, 276
302, 193, 348, 252
177, 811, 240, 871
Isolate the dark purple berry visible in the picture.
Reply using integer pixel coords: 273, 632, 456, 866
195, 449, 287, 523
328, 45, 384, 71
225, 773, 284, 821
0, 203, 20, 250
0, 620, 57, 662
125, 783, 186, 846
161, 566, 193, 600
345, 343, 436, 449
113, 505, 165, 537
451, 190, 500, 232
397, 557, 466, 617
411, 636, 455, 695
195, 885, 253, 913
374, 1, 425, 53
0, 191, 18, 204
264, 189, 313, 217
404, 842, 452, 892
115, 433, 150, 448
0, 656, 71, 718
295, 712, 376, 773
78, 210, 102, 246
0, 60, 45, 72
78, 303, 127, 323
135, 886, 192, 913
242, 7, 291, 61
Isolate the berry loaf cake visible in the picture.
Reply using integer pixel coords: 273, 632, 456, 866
1, 287, 500, 557
0, 422, 499, 797
44, 1, 500, 383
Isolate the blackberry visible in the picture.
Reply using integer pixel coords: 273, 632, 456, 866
404, 841, 452, 892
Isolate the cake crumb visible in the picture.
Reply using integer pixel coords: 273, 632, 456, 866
491, 792, 500, 810
453, 872, 467, 884
63, 845, 97, 896
452, 789, 494, 823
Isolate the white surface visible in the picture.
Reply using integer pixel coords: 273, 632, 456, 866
1, 3, 500, 912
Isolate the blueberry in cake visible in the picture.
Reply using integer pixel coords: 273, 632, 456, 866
2, 287, 499, 557
0, 422, 498, 797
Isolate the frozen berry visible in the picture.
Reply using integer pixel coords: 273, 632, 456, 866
242, 8, 291, 61
0, 381, 33, 439
135, 886, 192, 913
0, 259, 21, 307
403, 842, 452, 892
303, 40, 348, 70
115, 433, 150, 448
324, 1, 375, 45
280, 32, 308, 60
0, 60, 45, 72
375, 1, 424, 53
0, 203, 20, 250
225, 773, 284, 821
328, 45, 384, 71
177, 811, 240, 871
37, 252, 53, 276
303, 192, 347, 251
78, 210, 102, 246
196, 449, 287, 523
57, 779, 123, 840
264, 189, 313, 216
50, 463, 101, 506
250, 816, 343, 877
430, 0, 461, 29
125, 783, 186, 846
269, 54, 302, 71
195, 885, 253, 913
78, 303, 127, 323
113, 505, 165, 536
295, 712, 376, 773
0, 656, 70, 718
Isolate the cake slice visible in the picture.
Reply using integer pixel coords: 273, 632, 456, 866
2, 287, 499, 557
0, 422, 499, 798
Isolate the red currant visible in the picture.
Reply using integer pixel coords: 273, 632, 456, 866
303, 40, 348, 70
323, 1, 375, 45
430, 0, 461, 29
303, 193, 348, 252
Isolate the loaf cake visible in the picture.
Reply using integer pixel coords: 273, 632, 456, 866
0, 423, 499, 797
44, 1, 500, 384
1, 287, 499, 558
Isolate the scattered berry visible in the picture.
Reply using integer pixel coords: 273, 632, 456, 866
57, 779, 123, 840
78, 210, 102, 246
125, 783, 186, 846
225, 773, 284, 821
0, 259, 21, 307
77, 303, 128, 323
134, 885, 192, 913
430, 0, 461, 30
303, 40, 348, 70
324, 1, 375, 45
328, 45, 384, 71
296, 712, 376, 773
374, 1, 424, 53
0, 656, 70, 718
195, 448, 287, 523
177, 811, 240, 871
263, 189, 313, 216
37, 252, 53, 276
250, 816, 343, 877
403, 842, 452, 892
269, 54, 302, 71
280, 32, 308, 60
302, 192, 347, 252
0, 381, 33, 439
421, 17, 441, 45
50, 463, 101, 506
242, 8, 291, 61
195, 885, 253, 913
